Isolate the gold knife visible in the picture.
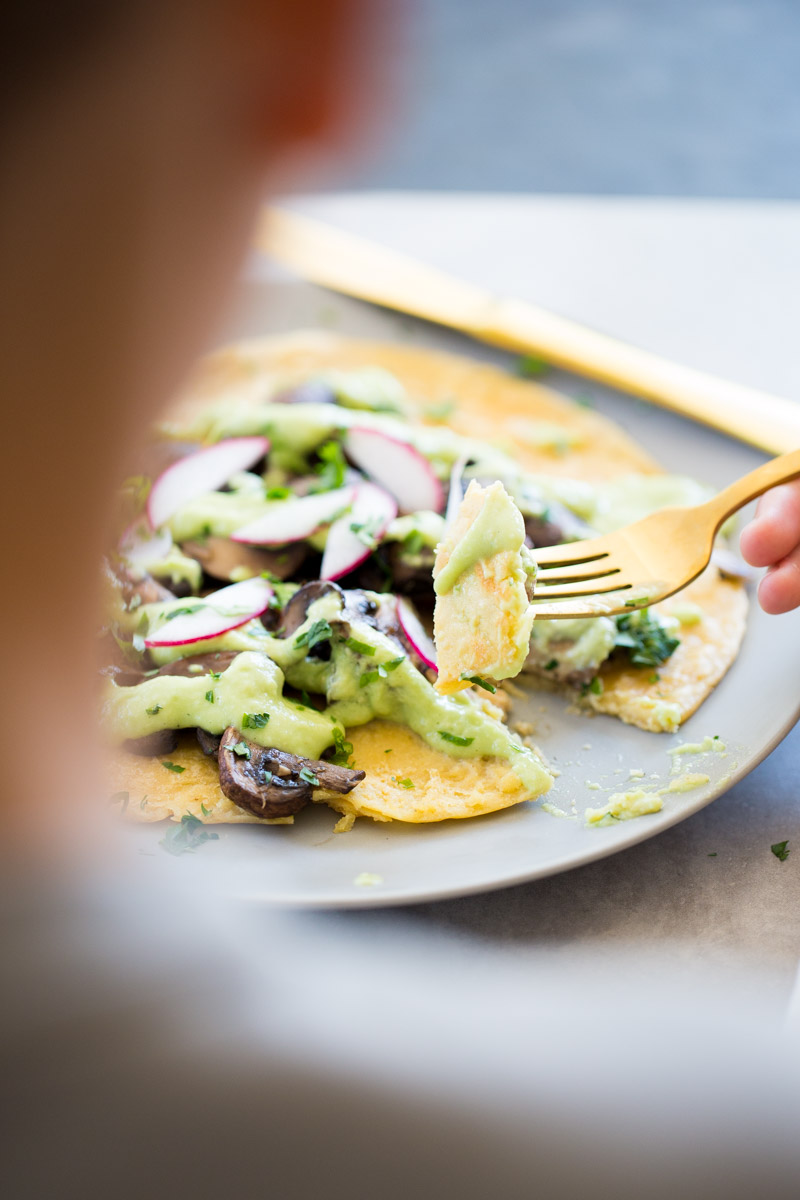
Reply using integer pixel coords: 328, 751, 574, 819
258, 207, 800, 456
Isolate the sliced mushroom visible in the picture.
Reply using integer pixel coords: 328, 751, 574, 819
524, 501, 593, 549
153, 651, 240, 679
218, 727, 365, 819
272, 380, 337, 406
280, 580, 343, 640
181, 536, 307, 583
196, 728, 222, 756
123, 729, 178, 757
108, 558, 176, 608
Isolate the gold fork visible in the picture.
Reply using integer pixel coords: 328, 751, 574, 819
531, 449, 800, 619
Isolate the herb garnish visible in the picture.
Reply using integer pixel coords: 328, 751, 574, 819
330, 728, 354, 767
516, 353, 548, 378
208, 670, 222, 682
439, 731, 474, 746
360, 657, 405, 686
614, 608, 680, 668
205, 690, 215, 703
161, 761, 185, 774
771, 840, 790, 862
461, 673, 496, 693
349, 517, 382, 549
544, 659, 559, 671
242, 711, 269, 729
295, 619, 333, 652
345, 636, 375, 655
401, 530, 426, 557
311, 439, 346, 491
391, 776, 414, 789
299, 767, 319, 786
265, 486, 291, 500
146, 703, 163, 716
160, 813, 219, 856
164, 604, 204, 621
229, 741, 251, 759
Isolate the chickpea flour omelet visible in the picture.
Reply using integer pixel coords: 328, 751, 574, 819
101, 333, 747, 832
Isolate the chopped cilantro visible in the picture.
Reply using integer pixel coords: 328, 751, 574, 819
391, 776, 414, 789
161, 761, 185, 774
589, 676, 603, 695
648, 673, 661, 683
516, 353, 548, 378
164, 604, 204, 621
299, 767, 319, 786
360, 656, 405, 686
707, 852, 717, 857
209, 670, 222, 682
614, 609, 680, 668
160, 813, 219, 856
461, 673, 497, 693
242, 711, 269, 729
146, 703, 163, 716
345, 636, 376, 655
294, 618, 333, 652
330, 728, 354, 766
265, 486, 291, 500
543, 659, 559, 671
349, 517, 382, 549
205, 690, 215, 703
311, 439, 346, 491
200, 803, 211, 816
401, 530, 426, 556
771, 840, 790, 862
229, 741, 251, 759
439, 731, 474, 746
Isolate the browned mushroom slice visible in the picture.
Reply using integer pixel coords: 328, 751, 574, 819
523, 501, 593, 549
123, 729, 178, 757
218, 728, 365, 820
106, 558, 176, 608
181, 537, 307, 582
280, 580, 343, 640
153, 651, 240, 679
196, 728, 222, 756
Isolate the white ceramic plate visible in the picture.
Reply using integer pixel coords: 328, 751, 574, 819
122, 276, 800, 907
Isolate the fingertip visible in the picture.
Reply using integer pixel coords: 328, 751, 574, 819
757, 559, 800, 615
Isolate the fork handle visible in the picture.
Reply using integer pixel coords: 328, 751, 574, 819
704, 448, 800, 527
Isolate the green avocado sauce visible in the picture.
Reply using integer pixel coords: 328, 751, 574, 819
103, 590, 552, 795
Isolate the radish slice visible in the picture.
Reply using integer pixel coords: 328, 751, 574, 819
147, 436, 269, 529
397, 597, 438, 672
344, 427, 445, 514
231, 486, 355, 546
145, 577, 273, 648
119, 519, 172, 569
321, 483, 398, 581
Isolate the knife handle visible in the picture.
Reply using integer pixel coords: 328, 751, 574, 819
472, 296, 800, 456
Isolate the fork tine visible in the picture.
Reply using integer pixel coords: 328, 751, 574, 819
531, 540, 610, 567
533, 578, 633, 600
535, 561, 621, 584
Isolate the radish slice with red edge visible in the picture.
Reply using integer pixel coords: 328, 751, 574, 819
144, 577, 274, 648
231, 486, 356, 546
397, 597, 437, 672
119, 519, 172, 569
321, 482, 397, 581
344, 427, 445, 515
147, 436, 269, 530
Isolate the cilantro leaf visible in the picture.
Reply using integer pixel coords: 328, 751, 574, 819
771, 840, 790, 862
164, 604, 204, 622
146, 703, 163, 716
242, 711, 269, 729
160, 813, 219, 856
310, 439, 346, 491
614, 609, 680, 668
329, 727, 354, 767
205, 690, 215, 703
345, 636, 375, 656
228, 741, 251, 759
439, 731, 474, 746
299, 767, 319, 786
516, 353, 548, 378
161, 761, 185, 774
460, 673, 496, 693
294, 619, 333, 652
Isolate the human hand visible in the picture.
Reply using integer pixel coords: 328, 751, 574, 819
739, 480, 800, 613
